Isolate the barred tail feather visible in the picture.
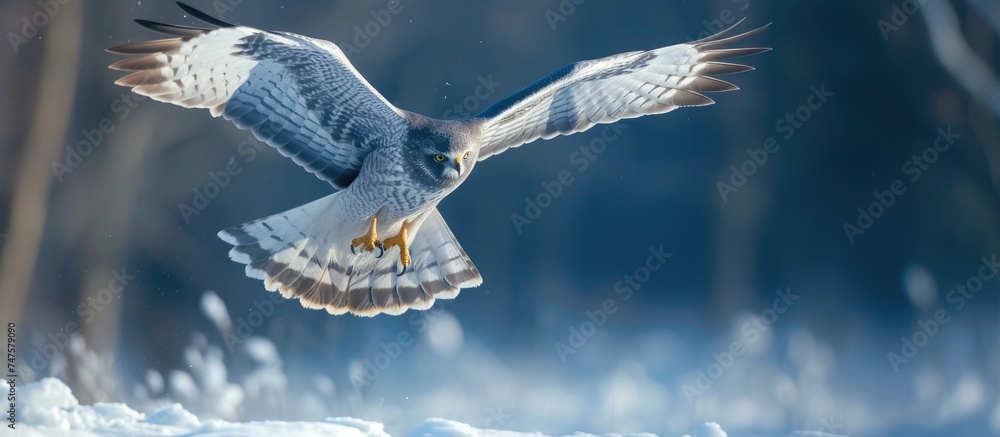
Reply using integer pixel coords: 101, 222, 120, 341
218, 194, 482, 316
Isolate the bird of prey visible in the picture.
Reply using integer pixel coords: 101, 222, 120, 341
109, 2, 768, 316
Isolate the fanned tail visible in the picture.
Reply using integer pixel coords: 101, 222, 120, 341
218, 193, 482, 316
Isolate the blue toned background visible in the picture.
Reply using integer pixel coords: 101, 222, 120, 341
1, 0, 998, 435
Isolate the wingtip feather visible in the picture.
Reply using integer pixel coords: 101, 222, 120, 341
671, 89, 716, 107
694, 19, 771, 48
175, 1, 235, 28
106, 39, 183, 55
694, 17, 748, 44
700, 62, 756, 75
108, 54, 163, 71
134, 18, 209, 37
699, 47, 771, 61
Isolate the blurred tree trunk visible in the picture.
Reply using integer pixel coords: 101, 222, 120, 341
0, 1, 83, 327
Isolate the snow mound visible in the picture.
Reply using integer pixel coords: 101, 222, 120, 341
785, 433, 849, 437
11, 378, 389, 437
681, 422, 726, 437
9, 378, 768, 437
403, 417, 659, 437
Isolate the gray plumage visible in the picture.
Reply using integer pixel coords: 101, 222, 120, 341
108, 2, 768, 316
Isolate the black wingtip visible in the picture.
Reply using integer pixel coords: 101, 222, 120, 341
694, 20, 771, 48
175, 1, 234, 28
134, 18, 208, 37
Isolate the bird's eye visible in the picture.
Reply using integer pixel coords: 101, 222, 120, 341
463, 151, 470, 160
434, 154, 446, 162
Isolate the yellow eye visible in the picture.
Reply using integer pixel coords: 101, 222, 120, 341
434, 154, 446, 162
463, 151, 470, 160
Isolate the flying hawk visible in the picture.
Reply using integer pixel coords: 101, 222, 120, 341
108, 2, 768, 316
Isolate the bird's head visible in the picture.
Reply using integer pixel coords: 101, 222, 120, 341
408, 124, 478, 183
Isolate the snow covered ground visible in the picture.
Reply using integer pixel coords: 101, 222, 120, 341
11, 287, 994, 436
11, 287, 996, 436
6, 378, 849, 437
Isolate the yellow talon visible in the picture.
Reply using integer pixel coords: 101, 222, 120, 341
383, 221, 411, 273
351, 216, 381, 254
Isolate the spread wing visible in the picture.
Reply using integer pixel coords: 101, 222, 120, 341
475, 20, 769, 160
107, 2, 409, 189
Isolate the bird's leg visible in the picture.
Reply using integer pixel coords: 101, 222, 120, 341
382, 220, 412, 276
350, 216, 384, 256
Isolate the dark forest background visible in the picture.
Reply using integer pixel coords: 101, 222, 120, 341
2, 0, 999, 436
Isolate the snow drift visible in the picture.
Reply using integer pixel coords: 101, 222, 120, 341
5, 378, 850, 437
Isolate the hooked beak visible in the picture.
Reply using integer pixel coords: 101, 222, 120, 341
453, 155, 465, 176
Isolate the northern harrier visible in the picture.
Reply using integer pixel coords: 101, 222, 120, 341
109, 2, 768, 316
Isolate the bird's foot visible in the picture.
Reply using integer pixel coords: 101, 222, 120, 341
383, 223, 411, 276
350, 217, 384, 257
